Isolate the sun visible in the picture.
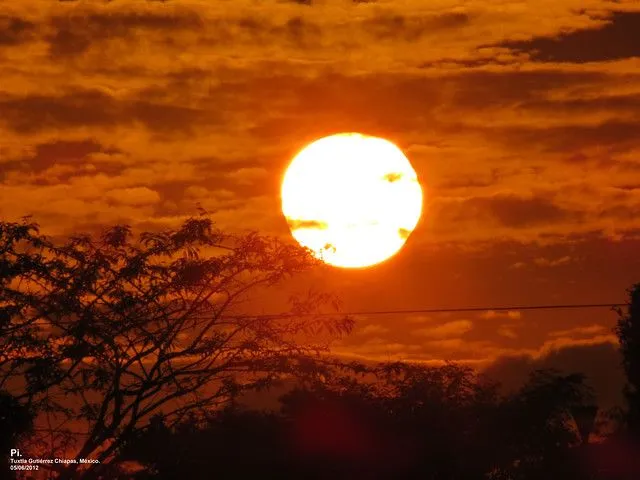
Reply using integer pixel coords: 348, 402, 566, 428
281, 133, 423, 268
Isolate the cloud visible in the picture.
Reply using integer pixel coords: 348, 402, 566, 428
423, 338, 467, 350
106, 187, 161, 206
430, 193, 576, 238
47, 8, 204, 57
548, 324, 608, 338
347, 338, 424, 356
479, 310, 522, 320
497, 326, 518, 339
539, 334, 619, 356
356, 324, 391, 336
383, 172, 403, 182
226, 167, 268, 186
497, 11, 640, 63
0, 90, 118, 133
0, 89, 212, 134
0, 14, 34, 46
533, 255, 573, 267
398, 228, 411, 240
29, 139, 106, 170
483, 340, 625, 409
405, 315, 433, 324
414, 320, 473, 338
471, 194, 571, 228
1, 139, 124, 182
488, 121, 640, 154
507, 254, 581, 270
286, 219, 329, 230
363, 11, 470, 42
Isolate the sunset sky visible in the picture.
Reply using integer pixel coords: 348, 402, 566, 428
1, 0, 639, 407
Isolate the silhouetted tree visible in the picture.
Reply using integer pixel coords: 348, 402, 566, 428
616, 283, 640, 440
0, 216, 352, 478
492, 369, 594, 480
120, 408, 296, 480
0, 391, 34, 479
119, 362, 595, 480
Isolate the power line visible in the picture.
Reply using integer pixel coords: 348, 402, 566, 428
17, 302, 628, 327
220, 303, 628, 319
329, 302, 627, 317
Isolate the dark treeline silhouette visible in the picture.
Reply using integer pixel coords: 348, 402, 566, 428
616, 284, 640, 440
0, 216, 639, 479
119, 364, 594, 480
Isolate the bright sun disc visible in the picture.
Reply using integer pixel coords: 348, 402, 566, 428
281, 133, 423, 268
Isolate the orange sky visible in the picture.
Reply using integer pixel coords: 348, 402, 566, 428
1, 0, 639, 407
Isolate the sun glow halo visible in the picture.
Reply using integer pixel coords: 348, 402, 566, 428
281, 133, 423, 268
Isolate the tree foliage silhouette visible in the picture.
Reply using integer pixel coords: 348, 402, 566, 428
0, 391, 33, 479
119, 362, 595, 480
0, 216, 352, 478
615, 282, 640, 439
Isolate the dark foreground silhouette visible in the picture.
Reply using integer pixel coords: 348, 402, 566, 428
118, 364, 636, 480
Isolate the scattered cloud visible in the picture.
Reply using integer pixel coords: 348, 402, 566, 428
106, 187, 161, 206
468, 194, 571, 228
413, 320, 473, 338
548, 324, 609, 338
423, 338, 467, 350
483, 340, 625, 409
226, 167, 268, 185
383, 172, 403, 182
356, 324, 391, 336
539, 334, 618, 356
497, 326, 519, 339
509, 256, 575, 268
363, 11, 470, 42
0, 89, 213, 135
398, 228, 411, 240
46, 8, 204, 57
497, 12, 640, 64
479, 310, 522, 320
287, 219, 329, 230
533, 255, 572, 267
0, 14, 35, 46
405, 315, 432, 324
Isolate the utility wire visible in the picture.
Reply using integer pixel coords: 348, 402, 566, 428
317, 302, 627, 317
18, 302, 628, 327
211, 302, 628, 319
